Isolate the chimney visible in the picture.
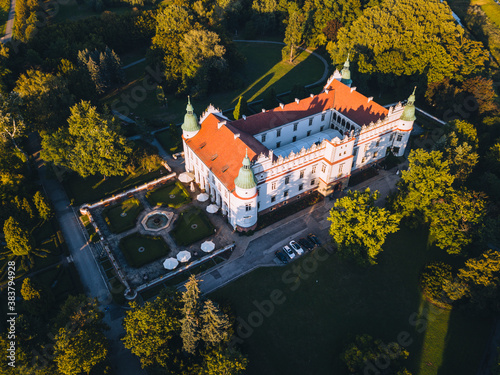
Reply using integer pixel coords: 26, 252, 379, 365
262, 108, 266, 112
310, 93, 314, 98
325, 89, 329, 94
295, 98, 300, 104
242, 115, 246, 120
367, 97, 373, 103
279, 103, 284, 109
234, 133, 240, 140
350, 87, 357, 93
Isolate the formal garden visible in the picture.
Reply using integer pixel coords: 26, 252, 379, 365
145, 180, 191, 208
103, 197, 144, 234
119, 233, 170, 268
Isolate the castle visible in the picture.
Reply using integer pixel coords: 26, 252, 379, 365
181, 57, 416, 231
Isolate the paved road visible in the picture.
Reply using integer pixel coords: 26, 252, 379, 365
1, 0, 16, 43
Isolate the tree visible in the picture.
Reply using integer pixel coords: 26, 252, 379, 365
262, 88, 277, 110
21, 277, 41, 301
444, 249, 500, 312
486, 141, 500, 175
3, 216, 33, 256
14, 69, 73, 132
199, 348, 249, 375
328, 189, 399, 266
428, 189, 486, 255
179, 29, 227, 96
419, 262, 453, 308
342, 334, 410, 374
0, 93, 26, 155
282, 3, 305, 63
392, 149, 454, 223
122, 291, 182, 368
328, 0, 488, 84
140, 154, 163, 172
233, 96, 247, 120
33, 191, 53, 221
200, 300, 231, 346
181, 275, 201, 354
41, 101, 132, 178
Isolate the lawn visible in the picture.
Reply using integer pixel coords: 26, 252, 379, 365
170, 207, 215, 246
63, 165, 168, 205
155, 125, 183, 155
103, 197, 144, 233
211, 226, 493, 375
119, 233, 170, 268
103, 41, 325, 124
146, 181, 191, 208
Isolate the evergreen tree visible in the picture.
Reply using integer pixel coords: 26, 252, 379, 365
262, 88, 277, 110
200, 300, 230, 346
282, 3, 306, 63
181, 275, 201, 354
233, 96, 247, 120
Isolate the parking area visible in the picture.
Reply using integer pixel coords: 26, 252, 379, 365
274, 233, 324, 265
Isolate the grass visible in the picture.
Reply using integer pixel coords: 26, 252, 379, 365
119, 233, 170, 268
0, 0, 9, 36
33, 263, 82, 302
63, 166, 168, 205
155, 125, 183, 155
103, 197, 144, 233
146, 181, 191, 208
170, 207, 215, 246
103, 41, 325, 124
210, 226, 492, 375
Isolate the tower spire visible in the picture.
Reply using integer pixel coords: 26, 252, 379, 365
401, 86, 417, 122
341, 53, 352, 87
181, 96, 200, 136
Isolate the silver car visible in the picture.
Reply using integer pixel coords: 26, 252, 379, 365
282, 245, 296, 259
289, 240, 304, 255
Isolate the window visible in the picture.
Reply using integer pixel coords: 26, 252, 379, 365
300, 170, 305, 178
293, 123, 298, 131
271, 182, 276, 190
309, 118, 313, 126
277, 129, 281, 137
271, 195, 276, 203
364, 144, 369, 151
292, 136, 297, 142
397, 134, 403, 142
320, 126, 324, 131
262, 134, 266, 142
257, 188, 260, 195
284, 190, 289, 197
339, 163, 344, 173
321, 113, 326, 121
312, 165, 317, 174
393, 147, 400, 154
298, 183, 303, 191
307, 130, 311, 136
353, 148, 357, 156
321, 164, 326, 173
310, 178, 315, 185
276, 142, 281, 148
389, 133, 394, 141
245, 204, 251, 211
362, 157, 366, 163
257, 202, 260, 209
376, 139, 381, 147
374, 151, 378, 158
285, 176, 290, 184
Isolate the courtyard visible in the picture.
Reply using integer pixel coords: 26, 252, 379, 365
84, 176, 233, 291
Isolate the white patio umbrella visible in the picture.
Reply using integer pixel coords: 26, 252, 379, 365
163, 258, 179, 270
206, 204, 219, 214
201, 241, 215, 253
197, 193, 209, 202
178, 172, 195, 183
176, 250, 192, 262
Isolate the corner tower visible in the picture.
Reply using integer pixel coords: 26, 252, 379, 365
230, 150, 258, 231
181, 97, 200, 139
393, 87, 417, 156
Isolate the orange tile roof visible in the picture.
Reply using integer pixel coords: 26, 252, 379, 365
230, 79, 388, 135
184, 114, 268, 191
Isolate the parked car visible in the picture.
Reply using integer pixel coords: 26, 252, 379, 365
308, 233, 321, 246
275, 250, 288, 264
289, 240, 304, 255
299, 237, 314, 251
282, 245, 296, 259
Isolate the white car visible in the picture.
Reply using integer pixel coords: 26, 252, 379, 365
282, 245, 296, 259
289, 240, 304, 255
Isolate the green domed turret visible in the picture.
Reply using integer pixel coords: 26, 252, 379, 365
234, 150, 256, 190
401, 87, 417, 122
341, 54, 352, 86
181, 96, 200, 133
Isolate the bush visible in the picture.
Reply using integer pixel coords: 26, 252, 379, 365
420, 261, 453, 308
